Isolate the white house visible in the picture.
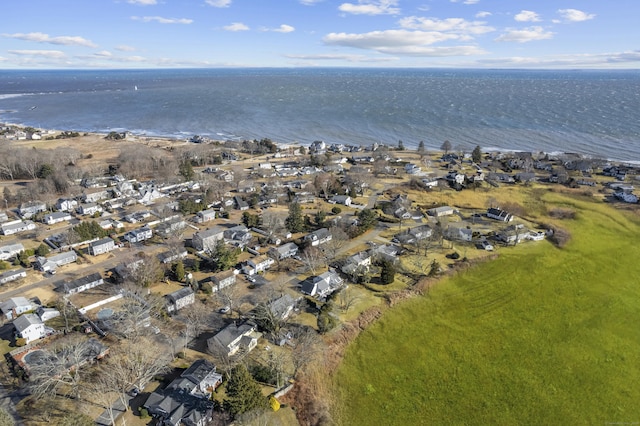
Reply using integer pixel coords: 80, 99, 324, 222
0, 243, 25, 261
210, 269, 237, 292
487, 207, 514, 222
78, 203, 103, 216
0, 296, 34, 320
43, 211, 73, 225
0, 268, 27, 285
55, 198, 78, 212
55, 272, 104, 295
195, 209, 216, 223
13, 314, 46, 344
304, 228, 332, 247
268, 242, 299, 260
88, 237, 116, 256
35, 251, 77, 273
330, 195, 352, 206
124, 226, 153, 243
18, 201, 47, 219
300, 270, 343, 298
1, 220, 37, 236
243, 255, 275, 276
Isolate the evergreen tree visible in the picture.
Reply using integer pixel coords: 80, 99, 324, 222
472, 145, 483, 164
174, 259, 185, 282
35, 243, 50, 257
379, 259, 396, 284
178, 160, 195, 181
441, 140, 452, 155
417, 140, 426, 154
285, 202, 305, 233
317, 302, 338, 334
357, 208, 378, 231
224, 364, 267, 417
211, 239, 240, 272
398, 140, 405, 151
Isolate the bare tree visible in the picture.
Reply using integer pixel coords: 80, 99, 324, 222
323, 226, 349, 260
107, 335, 171, 392
337, 286, 360, 313
289, 327, 323, 377
123, 253, 164, 288
300, 246, 326, 275
215, 282, 242, 319
26, 335, 96, 400
179, 299, 211, 350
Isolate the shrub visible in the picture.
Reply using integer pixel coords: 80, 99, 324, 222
139, 408, 150, 419
447, 252, 460, 260
549, 207, 577, 220
331, 206, 342, 215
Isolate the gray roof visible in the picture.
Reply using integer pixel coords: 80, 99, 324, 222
55, 272, 103, 293
166, 287, 194, 303
0, 296, 32, 312
90, 237, 115, 248
213, 322, 255, 349
13, 313, 42, 332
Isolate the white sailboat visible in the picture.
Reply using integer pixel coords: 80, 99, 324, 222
134, 85, 138, 91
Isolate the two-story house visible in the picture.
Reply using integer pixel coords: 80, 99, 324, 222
165, 287, 195, 314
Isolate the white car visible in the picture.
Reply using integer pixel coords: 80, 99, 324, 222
480, 240, 494, 251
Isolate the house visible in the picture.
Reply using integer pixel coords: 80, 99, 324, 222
55, 272, 104, 295
77, 202, 103, 216
155, 219, 187, 238
55, 198, 78, 212
268, 294, 297, 321
209, 269, 237, 292
166, 287, 195, 313
13, 314, 45, 344
370, 244, 401, 263
223, 225, 252, 246
0, 243, 25, 261
300, 270, 343, 298
234, 196, 249, 211
83, 190, 109, 203
409, 225, 433, 240
138, 188, 163, 204
144, 359, 222, 426
192, 226, 226, 252
195, 209, 216, 223
124, 226, 153, 243
158, 249, 188, 264
304, 228, 332, 247
0, 296, 35, 320
487, 207, 514, 222
243, 255, 275, 276
498, 225, 529, 244
0, 212, 8, 223
341, 251, 372, 275
43, 211, 72, 225
18, 201, 47, 219
427, 206, 455, 217
445, 224, 473, 242
99, 218, 124, 230
208, 322, 261, 357
268, 242, 299, 260
0, 268, 27, 285
35, 251, 77, 273
330, 195, 352, 206
1, 220, 37, 236
88, 237, 116, 256
36, 307, 60, 322
309, 140, 326, 153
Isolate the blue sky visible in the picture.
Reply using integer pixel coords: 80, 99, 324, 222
1, 0, 638, 69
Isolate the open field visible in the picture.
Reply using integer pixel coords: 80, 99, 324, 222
334, 190, 640, 425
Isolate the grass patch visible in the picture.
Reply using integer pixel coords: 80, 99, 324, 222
334, 192, 640, 425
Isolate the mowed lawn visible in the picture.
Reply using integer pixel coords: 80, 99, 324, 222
335, 193, 640, 425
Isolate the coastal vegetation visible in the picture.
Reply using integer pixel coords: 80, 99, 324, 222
334, 190, 640, 425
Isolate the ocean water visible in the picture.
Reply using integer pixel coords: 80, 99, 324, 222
1, 68, 639, 161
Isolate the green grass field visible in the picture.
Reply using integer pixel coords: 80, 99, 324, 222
334, 192, 640, 425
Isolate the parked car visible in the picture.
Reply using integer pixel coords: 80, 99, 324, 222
219, 306, 230, 314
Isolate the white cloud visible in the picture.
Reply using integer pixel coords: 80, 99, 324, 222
475, 11, 491, 18
557, 9, 595, 23
3, 32, 97, 48
495, 26, 553, 43
514, 10, 541, 22
8, 49, 67, 59
323, 30, 485, 56
205, 0, 231, 7
131, 16, 193, 24
284, 53, 395, 62
115, 45, 136, 52
338, 0, 400, 16
450, 0, 479, 3
93, 50, 113, 57
477, 50, 640, 68
274, 24, 295, 33
398, 17, 494, 35
299, 0, 323, 4
223, 22, 249, 31
127, 0, 157, 5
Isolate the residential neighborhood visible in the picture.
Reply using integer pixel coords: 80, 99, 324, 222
0, 126, 637, 425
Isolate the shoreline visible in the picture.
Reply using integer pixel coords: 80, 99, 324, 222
3, 122, 640, 166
